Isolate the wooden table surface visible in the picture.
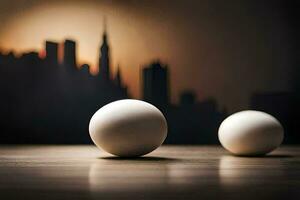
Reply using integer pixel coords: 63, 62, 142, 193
0, 145, 299, 200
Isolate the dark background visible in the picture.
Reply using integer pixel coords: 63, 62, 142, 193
0, 0, 299, 144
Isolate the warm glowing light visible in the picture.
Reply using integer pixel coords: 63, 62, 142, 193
0, 1, 205, 105
39, 49, 46, 59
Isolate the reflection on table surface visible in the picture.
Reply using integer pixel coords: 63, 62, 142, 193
0, 145, 299, 199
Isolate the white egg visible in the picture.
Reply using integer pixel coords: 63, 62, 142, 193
218, 110, 284, 156
89, 99, 168, 157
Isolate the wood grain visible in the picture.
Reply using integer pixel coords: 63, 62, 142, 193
0, 145, 299, 199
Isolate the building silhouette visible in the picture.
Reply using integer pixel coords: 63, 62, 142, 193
99, 26, 110, 80
180, 91, 196, 106
142, 61, 169, 109
80, 64, 90, 76
63, 39, 77, 70
166, 94, 225, 144
45, 41, 58, 65
0, 26, 128, 144
114, 66, 122, 87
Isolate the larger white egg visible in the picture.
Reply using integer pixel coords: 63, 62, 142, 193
218, 110, 284, 156
89, 99, 168, 157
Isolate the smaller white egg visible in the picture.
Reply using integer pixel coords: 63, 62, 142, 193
218, 110, 284, 156
89, 99, 168, 157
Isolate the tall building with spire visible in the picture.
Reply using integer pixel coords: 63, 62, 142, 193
99, 18, 110, 80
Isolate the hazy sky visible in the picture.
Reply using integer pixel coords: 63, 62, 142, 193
0, 0, 296, 112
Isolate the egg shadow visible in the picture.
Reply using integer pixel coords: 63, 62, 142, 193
99, 156, 180, 162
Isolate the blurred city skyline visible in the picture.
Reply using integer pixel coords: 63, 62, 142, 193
0, 27, 228, 144
0, 0, 298, 113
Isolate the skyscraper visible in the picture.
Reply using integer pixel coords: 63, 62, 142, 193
99, 19, 110, 80
142, 61, 169, 108
45, 41, 58, 65
63, 39, 77, 70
